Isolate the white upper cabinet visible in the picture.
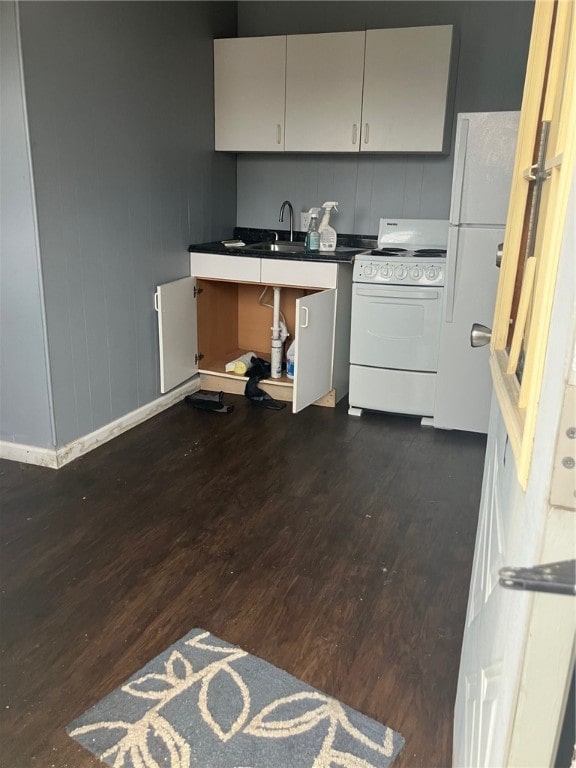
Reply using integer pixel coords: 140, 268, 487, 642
213, 26, 454, 153
284, 32, 366, 152
361, 25, 454, 153
214, 36, 286, 152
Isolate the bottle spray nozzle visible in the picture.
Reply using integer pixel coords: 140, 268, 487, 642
322, 201, 339, 213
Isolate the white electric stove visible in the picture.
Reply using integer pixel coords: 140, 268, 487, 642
349, 218, 449, 421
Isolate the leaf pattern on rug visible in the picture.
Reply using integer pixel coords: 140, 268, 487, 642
122, 651, 194, 701
245, 692, 395, 766
198, 663, 251, 741
68, 630, 403, 768
70, 713, 190, 768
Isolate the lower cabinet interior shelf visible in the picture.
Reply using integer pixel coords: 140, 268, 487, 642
196, 280, 335, 407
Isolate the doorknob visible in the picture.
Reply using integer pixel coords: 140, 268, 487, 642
499, 560, 576, 596
470, 323, 492, 347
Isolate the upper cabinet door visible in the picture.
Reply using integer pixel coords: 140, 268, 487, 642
361, 25, 454, 153
214, 36, 286, 152
284, 32, 365, 152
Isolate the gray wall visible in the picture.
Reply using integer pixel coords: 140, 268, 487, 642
236, 1, 534, 235
18, 1, 237, 448
0, 2, 55, 449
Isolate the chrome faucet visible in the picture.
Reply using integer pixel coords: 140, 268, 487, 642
279, 200, 294, 242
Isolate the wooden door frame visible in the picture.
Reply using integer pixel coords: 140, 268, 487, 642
489, 0, 575, 489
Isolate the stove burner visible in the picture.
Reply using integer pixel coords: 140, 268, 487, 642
371, 248, 407, 255
369, 246, 447, 258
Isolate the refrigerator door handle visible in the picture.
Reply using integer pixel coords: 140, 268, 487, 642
445, 227, 460, 323
449, 118, 469, 225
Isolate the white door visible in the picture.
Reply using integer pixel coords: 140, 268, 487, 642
284, 31, 365, 152
454, 2, 575, 765
155, 277, 198, 393
454, 396, 525, 765
434, 226, 503, 434
292, 289, 335, 413
361, 25, 453, 153
454, 333, 575, 767
214, 36, 286, 152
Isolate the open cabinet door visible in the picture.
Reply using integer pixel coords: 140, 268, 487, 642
155, 277, 198, 393
292, 289, 336, 413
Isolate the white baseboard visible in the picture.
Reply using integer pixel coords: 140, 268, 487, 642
0, 441, 60, 468
0, 378, 201, 469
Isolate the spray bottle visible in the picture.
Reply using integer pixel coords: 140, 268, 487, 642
305, 208, 321, 254
318, 202, 339, 252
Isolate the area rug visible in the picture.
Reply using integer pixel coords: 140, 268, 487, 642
67, 628, 405, 768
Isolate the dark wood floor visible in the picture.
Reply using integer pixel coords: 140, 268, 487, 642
0, 394, 486, 768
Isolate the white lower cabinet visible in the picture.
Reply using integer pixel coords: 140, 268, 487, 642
155, 257, 352, 413
155, 277, 199, 394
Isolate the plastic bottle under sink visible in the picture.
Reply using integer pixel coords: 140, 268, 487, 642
286, 339, 296, 379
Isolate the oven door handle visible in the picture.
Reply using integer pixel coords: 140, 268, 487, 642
355, 287, 441, 301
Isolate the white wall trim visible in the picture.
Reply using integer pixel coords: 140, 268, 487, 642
0, 377, 201, 469
15, 0, 58, 448
0, 441, 59, 469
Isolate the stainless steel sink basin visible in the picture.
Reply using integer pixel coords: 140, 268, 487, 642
248, 241, 305, 254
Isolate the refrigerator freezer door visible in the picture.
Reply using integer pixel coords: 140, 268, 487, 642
434, 227, 504, 433
449, 112, 520, 227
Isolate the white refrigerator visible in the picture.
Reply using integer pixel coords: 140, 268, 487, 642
433, 111, 520, 434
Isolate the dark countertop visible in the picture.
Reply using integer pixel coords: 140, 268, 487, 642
187, 227, 377, 264
187, 241, 362, 263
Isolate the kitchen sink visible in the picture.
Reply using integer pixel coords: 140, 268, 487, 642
248, 241, 306, 254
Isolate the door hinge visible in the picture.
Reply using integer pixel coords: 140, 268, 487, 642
499, 560, 576, 596
194, 286, 203, 298
550, 383, 576, 510
195, 353, 204, 364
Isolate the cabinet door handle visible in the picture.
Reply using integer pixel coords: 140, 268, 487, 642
363, 123, 370, 144
154, 291, 159, 312
352, 124, 358, 145
276, 124, 282, 145
300, 306, 309, 329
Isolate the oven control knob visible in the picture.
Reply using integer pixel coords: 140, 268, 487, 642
380, 264, 393, 279
395, 265, 408, 280
410, 266, 423, 280
364, 265, 375, 278
426, 266, 438, 281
